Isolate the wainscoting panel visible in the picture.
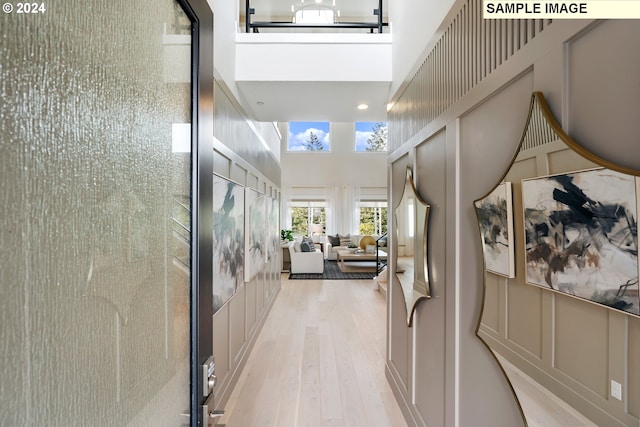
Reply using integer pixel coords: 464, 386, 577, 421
214, 148, 232, 177
388, 8, 640, 425
210, 93, 281, 409
482, 274, 501, 334
213, 304, 231, 387
245, 279, 257, 339
413, 131, 448, 427
629, 318, 640, 418
506, 283, 543, 359
230, 287, 248, 367
554, 295, 609, 399
567, 20, 640, 173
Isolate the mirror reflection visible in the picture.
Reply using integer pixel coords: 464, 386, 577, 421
475, 92, 640, 426
395, 165, 431, 326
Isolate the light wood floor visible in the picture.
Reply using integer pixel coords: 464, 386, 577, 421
498, 355, 598, 427
217, 275, 407, 427
217, 275, 596, 427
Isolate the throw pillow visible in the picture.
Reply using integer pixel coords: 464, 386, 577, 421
302, 236, 316, 251
300, 241, 312, 252
339, 233, 351, 247
293, 241, 302, 252
327, 234, 340, 246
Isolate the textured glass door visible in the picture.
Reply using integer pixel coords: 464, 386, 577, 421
0, 1, 199, 425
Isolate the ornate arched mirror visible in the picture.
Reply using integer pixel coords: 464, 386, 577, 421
395, 165, 431, 326
475, 92, 640, 426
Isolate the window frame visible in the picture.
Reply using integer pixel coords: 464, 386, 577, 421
288, 200, 327, 237
354, 121, 388, 153
356, 200, 388, 236
287, 121, 331, 152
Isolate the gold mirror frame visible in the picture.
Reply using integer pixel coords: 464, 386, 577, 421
475, 92, 640, 426
395, 165, 431, 326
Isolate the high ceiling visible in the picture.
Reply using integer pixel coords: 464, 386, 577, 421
237, 0, 391, 123
237, 80, 391, 123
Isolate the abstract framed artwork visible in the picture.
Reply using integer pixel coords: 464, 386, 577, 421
212, 175, 244, 314
245, 187, 266, 282
266, 196, 279, 262
522, 168, 639, 315
474, 182, 515, 278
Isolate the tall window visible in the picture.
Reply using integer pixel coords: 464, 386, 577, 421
289, 201, 326, 237
355, 122, 387, 152
358, 202, 388, 235
288, 122, 330, 151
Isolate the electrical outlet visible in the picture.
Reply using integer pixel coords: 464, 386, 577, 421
611, 380, 622, 401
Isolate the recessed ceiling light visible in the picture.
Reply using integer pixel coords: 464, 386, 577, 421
357, 103, 369, 110
256, 101, 264, 106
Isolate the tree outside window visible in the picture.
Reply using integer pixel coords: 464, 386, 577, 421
358, 203, 387, 235
355, 122, 388, 152
304, 131, 324, 151
290, 202, 326, 237
288, 122, 330, 151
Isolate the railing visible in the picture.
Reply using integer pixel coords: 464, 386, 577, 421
376, 233, 387, 275
245, 0, 387, 33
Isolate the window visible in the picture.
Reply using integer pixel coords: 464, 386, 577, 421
358, 201, 387, 235
294, 7, 336, 24
289, 201, 326, 237
355, 122, 387, 152
288, 121, 330, 151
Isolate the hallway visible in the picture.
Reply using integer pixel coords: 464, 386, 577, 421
218, 276, 407, 426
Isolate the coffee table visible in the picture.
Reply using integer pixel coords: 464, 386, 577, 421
337, 249, 387, 273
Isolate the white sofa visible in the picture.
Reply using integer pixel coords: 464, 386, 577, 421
288, 242, 324, 274
324, 234, 387, 260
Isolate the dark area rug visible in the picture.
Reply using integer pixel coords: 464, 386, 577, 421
288, 260, 376, 280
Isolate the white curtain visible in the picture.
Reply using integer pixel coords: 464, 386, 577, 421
325, 186, 338, 235
325, 185, 360, 235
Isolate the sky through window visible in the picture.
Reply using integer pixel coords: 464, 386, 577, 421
288, 122, 331, 151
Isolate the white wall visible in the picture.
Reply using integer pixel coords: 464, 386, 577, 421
280, 121, 388, 235
281, 122, 387, 187
236, 33, 392, 82
208, 0, 246, 105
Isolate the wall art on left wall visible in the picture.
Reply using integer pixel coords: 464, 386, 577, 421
245, 187, 266, 282
212, 175, 245, 314
266, 196, 279, 262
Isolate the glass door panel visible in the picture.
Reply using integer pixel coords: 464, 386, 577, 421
0, 1, 196, 425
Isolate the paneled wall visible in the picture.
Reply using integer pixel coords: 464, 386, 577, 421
214, 80, 281, 186
211, 82, 282, 408
388, 0, 552, 151
479, 140, 639, 426
387, 11, 640, 427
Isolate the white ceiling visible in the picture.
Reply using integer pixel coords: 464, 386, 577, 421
236, 0, 391, 123
237, 81, 390, 122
